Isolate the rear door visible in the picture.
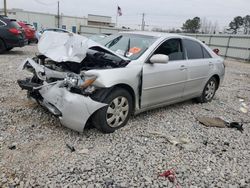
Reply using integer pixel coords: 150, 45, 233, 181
182, 39, 212, 97
141, 38, 187, 108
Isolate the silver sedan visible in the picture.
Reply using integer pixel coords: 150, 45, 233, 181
18, 31, 225, 133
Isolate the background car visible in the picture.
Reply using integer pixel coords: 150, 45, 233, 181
88, 34, 107, 42
37, 28, 70, 40
25, 23, 36, 30
0, 16, 27, 53
18, 22, 37, 44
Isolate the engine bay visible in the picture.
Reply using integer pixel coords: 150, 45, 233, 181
33, 46, 130, 74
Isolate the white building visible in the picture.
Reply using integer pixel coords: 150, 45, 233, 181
0, 9, 115, 33
87, 14, 115, 27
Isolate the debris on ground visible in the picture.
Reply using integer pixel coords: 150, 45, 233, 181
239, 99, 245, 102
240, 102, 249, 113
148, 131, 190, 146
78, 148, 89, 154
226, 122, 244, 132
66, 143, 75, 152
8, 143, 17, 150
159, 169, 181, 188
197, 117, 244, 132
196, 117, 226, 128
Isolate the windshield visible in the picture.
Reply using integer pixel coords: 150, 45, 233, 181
99, 34, 157, 60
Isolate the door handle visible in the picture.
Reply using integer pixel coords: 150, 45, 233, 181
179, 65, 187, 71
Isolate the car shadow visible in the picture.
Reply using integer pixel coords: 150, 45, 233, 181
82, 99, 197, 134
134, 99, 195, 119
2, 50, 26, 55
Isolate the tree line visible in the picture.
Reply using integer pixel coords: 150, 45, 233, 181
181, 15, 250, 34
152, 15, 250, 34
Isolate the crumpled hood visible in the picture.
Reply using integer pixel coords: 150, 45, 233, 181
38, 31, 129, 63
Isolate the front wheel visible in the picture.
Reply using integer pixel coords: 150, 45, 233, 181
92, 88, 132, 133
0, 39, 6, 54
197, 77, 218, 103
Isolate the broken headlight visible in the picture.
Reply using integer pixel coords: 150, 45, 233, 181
64, 73, 97, 94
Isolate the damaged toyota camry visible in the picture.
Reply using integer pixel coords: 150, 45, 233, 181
18, 31, 225, 133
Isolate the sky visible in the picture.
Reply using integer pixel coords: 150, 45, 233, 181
1, 0, 250, 31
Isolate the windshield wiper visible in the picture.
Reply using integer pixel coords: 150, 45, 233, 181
124, 38, 130, 57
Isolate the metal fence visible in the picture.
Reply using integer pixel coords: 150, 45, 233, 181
79, 25, 129, 37
79, 26, 250, 61
185, 34, 250, 61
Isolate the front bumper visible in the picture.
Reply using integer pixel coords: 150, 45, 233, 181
18, 80, 107, 132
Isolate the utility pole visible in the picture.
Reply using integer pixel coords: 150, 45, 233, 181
57, 1, 60, 28
4, 0, 7, 16
141, 13, 145, 31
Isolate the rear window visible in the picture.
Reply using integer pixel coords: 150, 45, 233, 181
9, 21, 21, 29
183, 39, 203, 59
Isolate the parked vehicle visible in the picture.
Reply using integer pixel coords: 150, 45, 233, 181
0, 16, 27, 53
18, 22, 37, 44
89, 34, 107, 42
25, 23, 36, 30
37, 28, 70, 40
18, 31, 225, 133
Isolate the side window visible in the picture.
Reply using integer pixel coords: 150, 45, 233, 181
154, 39, 184, 61
183, 39, 203, 59
202, 47, 212, 58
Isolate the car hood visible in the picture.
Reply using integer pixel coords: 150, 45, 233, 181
38, 31, 129, 63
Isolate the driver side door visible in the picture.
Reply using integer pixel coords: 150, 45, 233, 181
141, 38, 188, 108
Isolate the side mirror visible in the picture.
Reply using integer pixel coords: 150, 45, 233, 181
150, 54, 169, 64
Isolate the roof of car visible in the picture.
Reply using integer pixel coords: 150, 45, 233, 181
120, 31, 182, 38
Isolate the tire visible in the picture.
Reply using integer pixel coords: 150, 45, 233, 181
197, 77, 218, 103
6, 47, 13, 51
92, 88, 133, 133
0, 39, 6, 54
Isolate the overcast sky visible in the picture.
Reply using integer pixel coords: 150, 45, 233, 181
1, 0, 250, 30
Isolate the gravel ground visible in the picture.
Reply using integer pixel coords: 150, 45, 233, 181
0, 45, 250, 188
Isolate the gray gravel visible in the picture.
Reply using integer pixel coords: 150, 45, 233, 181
0, 45, 250, 188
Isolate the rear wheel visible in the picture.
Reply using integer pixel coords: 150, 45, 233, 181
197, 77, 218, 103
6, 47, 13, 51
0, 39, 6, 54
92, 88, 132, 133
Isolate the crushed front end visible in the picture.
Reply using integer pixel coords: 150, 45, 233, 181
18, 32, 130, 132
18, 57, 107, 132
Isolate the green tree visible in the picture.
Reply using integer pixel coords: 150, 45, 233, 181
243, 15, 250, 34
182, 17, 201, 33
229, 16, 243, 34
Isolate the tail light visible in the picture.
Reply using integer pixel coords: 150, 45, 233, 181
9, 28, 21, 35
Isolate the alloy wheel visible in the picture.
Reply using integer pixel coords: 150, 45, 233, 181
205, 80, 216, 101
106, 96, 129, 128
